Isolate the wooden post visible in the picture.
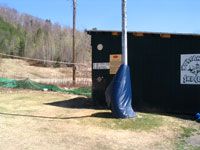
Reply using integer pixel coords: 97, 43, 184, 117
73, 0, 76, 85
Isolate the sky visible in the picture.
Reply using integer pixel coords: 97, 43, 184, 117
0, 0, 200, 34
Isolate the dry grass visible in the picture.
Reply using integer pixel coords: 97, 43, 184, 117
0, 58, 91, 80
0, 89, 199, 150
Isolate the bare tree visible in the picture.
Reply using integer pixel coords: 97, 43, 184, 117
0, 5, 91, 67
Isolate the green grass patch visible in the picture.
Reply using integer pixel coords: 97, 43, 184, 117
175, 141, 200, 150
114, 113, 163, 131
83, 112, 164, 131
180, 126, 197, 138
175, 139, 189, 150
67, 86, 91, 97
175, 126, 199, 150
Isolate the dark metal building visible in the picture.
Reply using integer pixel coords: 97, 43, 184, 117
87, 30, 200, 114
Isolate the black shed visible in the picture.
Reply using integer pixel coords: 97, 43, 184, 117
87, 30, 200, 114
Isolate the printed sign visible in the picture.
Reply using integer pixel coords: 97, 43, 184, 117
93, 62, 110, 70
181, 54, 200, 84
110, 54, 122, 74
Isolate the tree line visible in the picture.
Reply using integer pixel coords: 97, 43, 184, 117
0, 6, 91, 66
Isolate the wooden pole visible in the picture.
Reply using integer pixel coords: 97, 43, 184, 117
73, 0, 76, 85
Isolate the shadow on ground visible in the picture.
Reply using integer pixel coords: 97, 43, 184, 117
0, 97, 114, 120
163, 113, 196, 121
45, 97, 197, 120
91, 112, 113, 118
45, 97, 114, 119
137, 109, 196, 121
45, 97, 106, 110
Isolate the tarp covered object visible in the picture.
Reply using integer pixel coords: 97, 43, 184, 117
105, 64, 137, 118
196, 113, 200, 122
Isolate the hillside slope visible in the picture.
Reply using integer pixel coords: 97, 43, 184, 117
0, 58, 73, 79
0, 6, 91, 64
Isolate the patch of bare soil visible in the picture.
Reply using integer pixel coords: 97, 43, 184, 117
185, 133, 200, 147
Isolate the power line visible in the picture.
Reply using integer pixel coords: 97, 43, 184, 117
0, 53, 87, 66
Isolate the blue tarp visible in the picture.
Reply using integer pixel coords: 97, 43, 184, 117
105, 64, 137, 118
196, 113, 200, 122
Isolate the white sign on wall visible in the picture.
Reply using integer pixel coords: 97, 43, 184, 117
181, 54, 200, 85
93, 62, 110, 70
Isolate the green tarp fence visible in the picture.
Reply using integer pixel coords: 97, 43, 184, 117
0, 78, 91, 97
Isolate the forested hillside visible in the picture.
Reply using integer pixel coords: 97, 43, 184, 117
0, 6, 91, 65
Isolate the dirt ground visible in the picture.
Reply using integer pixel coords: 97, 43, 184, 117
0, 89, 199, 150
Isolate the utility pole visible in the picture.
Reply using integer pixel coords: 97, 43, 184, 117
122, 0, 128, 65
73, 0, 76, 85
